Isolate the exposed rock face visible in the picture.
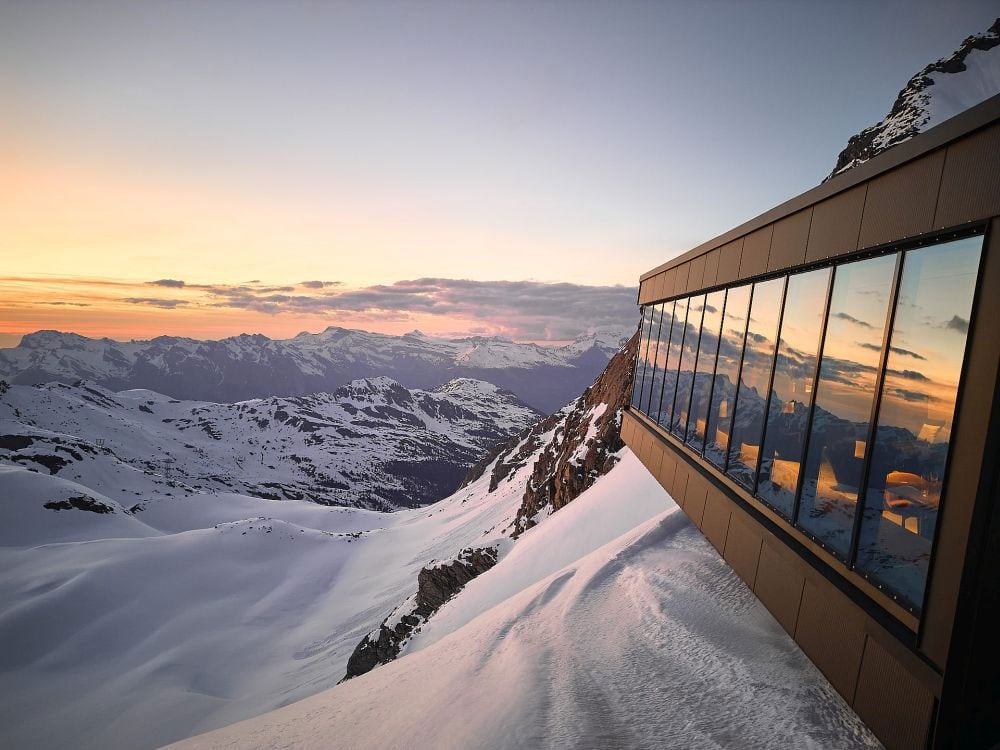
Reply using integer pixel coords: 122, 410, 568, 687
343, 546, 499, 680
827, 18, 1000, 180
511, 330, 639, 536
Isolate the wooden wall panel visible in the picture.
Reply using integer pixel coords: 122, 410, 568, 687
723, 515, 763, 589
858, 149, 946, 249
805, 184, 866, 262
739, 225, 772, 279
753, 542, 804, 635
767, 208, 812, 272
853, 637, 935, 750
935, 122, 1000, 227
795, 578, 867, 701
716, 238, 744, 286
656, 450, 677, 495
670, 463, 689, 508
700, 489, 731, 553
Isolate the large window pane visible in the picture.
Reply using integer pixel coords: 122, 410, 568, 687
856, 236, 982, 612
630, 306, 655, 410
705, 285, 751, 468
726, 277, 785, 487
797, 254, 897, 558
671, 294, 706, 437
756, 268, 831, 517
639, 303, 665, 414
686, 290, 727, 451
643, 302, 674, 418
655, 297, 690, 426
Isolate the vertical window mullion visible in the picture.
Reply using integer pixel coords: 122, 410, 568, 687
848, 252, 906, 568
698, 288, 729, 455
680, 298, 707, 442
722, 284, 755, 476
653, 300, 677, 420
641, 305, 665, 414
791, 266, 836, 525
752, 276, 789, 496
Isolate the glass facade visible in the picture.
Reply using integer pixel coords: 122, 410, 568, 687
705, 284, 751, 469
628, 233, 983, 615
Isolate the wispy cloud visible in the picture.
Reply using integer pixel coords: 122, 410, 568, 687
124, 297, 190, 309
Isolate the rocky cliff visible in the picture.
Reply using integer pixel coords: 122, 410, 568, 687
827, 17, 1000, 180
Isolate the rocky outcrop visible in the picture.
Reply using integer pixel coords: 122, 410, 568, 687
511, 331, 638, 535
827, 18, 1000, 180
343, 546, 499, 680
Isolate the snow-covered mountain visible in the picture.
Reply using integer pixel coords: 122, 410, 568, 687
0, 333, 880, 750
0, 326, 631, 414
828, 17, 1000, 179
0, 377, 539, 511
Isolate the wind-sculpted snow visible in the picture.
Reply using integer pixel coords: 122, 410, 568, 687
0, 326, 630, 413
0, 377, 539, 511
169, 455, 881, 750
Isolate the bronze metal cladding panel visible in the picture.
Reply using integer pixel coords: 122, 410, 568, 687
767, 208, 812, 272
723, 514, 764, 589
738, 224, 772, 279
621, 413, 635, 445
805, 184, 867, 262
656, 453, 677, 495
647, 436, 664, 479
676, 262, 692, 295
920, 219, 1000, 668
654, 272, 667, 301
795, 578, 867, 701
638, 278, 650, 304
663, 267, 677, 299
716, 238, 744, 285
682, 472, 708, 527
935, 122, 1000, 227
687, 254, 707, 293
703, 248, 721, 288
858, 149, 946, 249
700, 489, 731, 553
753, 541, 805, 635
670, 463, 689, 509
853, 637, 935, 750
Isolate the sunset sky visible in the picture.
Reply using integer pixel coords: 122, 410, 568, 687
2, 0, 997, 347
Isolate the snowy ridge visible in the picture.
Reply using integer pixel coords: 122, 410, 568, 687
828, 17, 1000, 179
0, 377, 539, 511
0, 325, 631, 413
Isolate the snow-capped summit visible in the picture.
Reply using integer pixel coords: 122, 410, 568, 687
828, 17, 1000, 180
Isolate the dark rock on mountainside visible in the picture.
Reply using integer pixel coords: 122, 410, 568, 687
343, 546, 499, 680
827, 18, 1000, 180
510, 330, 638, 535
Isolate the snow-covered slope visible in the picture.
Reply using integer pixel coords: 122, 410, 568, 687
828, 17, 1000, 179
0, 325, 631, 414
0, 377, 539, 511
169, 454, 880, 750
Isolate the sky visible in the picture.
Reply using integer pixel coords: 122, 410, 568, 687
1, 0, 997, 346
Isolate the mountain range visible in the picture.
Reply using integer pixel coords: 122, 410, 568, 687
0, 326, 630, 415
0, 376, 540, 513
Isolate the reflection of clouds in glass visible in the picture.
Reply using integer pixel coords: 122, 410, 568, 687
857, 341, 926, 360
945, 315, 969, 334
833, 311, 876, 329
888, 386, 936, 404
888, 368, 931, 382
